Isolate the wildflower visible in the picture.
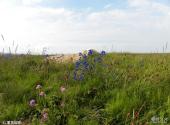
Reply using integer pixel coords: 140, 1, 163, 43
78, 57, 82, 61
79, 52, 83, 56
75, 61, 80, 69
83, 61, 88, 65
83, 61, 89, 69
73, 70, 84, 81
29, 99, 36, 107
36, 84, 42, 90
76, 61, 80, 65
39, 91, 46, 97
60, 86, 66, 93
100, 50, 106, 56
83, 61, 88, 66
42, 112, 48, 122
43, 113, 48, 119
73, 71, 77, 77
79, 74, 84, 81
88, 49, 93, 55
84, 64, 89, 69
83, 54, 87, 59
74, 74, 77, 80
73, 71, 82, 80
74, 76, 77, 80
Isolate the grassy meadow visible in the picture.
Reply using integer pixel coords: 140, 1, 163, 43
0, 51, 170, 125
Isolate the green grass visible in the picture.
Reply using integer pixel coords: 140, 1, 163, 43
0, 53, 170, 125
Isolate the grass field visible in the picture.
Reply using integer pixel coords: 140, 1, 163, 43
0, 51, 170, 125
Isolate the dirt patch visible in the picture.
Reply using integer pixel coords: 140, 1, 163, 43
46, 54, 80, 63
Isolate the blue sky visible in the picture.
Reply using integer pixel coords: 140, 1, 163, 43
0, 0, 170, 54
38, 0, 128, 10
29, 0, 170, 10
27, 0, 169, 9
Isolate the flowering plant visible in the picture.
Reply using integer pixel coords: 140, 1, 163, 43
73, 49, 106, 81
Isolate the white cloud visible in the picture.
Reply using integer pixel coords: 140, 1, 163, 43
0, 0, 170, 54
22, 0, 43, 5
128, 0, 151, 7
152, 2, 170, 15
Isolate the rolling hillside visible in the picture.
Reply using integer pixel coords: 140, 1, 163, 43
0, 51, 170, 125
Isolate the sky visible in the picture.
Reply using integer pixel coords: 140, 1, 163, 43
0, 0, 170, 54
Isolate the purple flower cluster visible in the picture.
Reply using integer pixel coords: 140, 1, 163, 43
88, 49, 93, 55
29, 99, 36, 107
35, 84, 46, 97
42, 112, 48, 122
73, 50, 106, 81
28, 82, 49, 123
41, 108, 49, 122
100, 50, 106, 56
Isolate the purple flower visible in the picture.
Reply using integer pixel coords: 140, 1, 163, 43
75, 61, 80, 69
29, 99, 36, 107
79, 52, 83, 56
73, 71, 84, 81
83, 61, 89, 69
100, 51, 106, 56
83, 61, 88, 65
79, 74, 84, 81
83, 54, 87, 59
88, 49, 93, 55
42, 112, 48, 122
73, 71, 77, 80
43, 113, 48, 119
